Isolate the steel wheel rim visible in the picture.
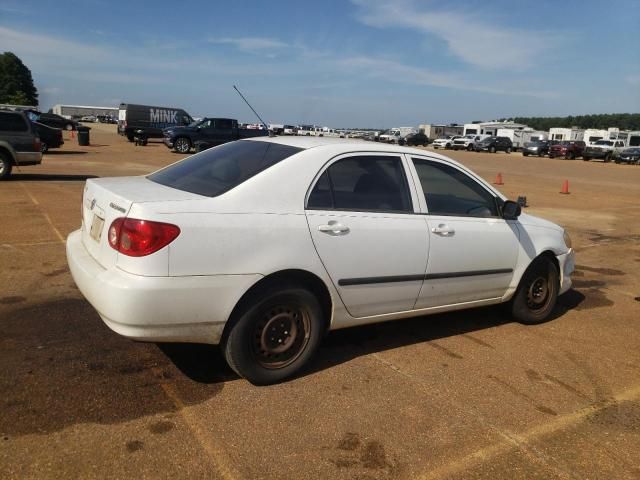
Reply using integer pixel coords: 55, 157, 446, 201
0, 161, 5, 175
252, 304, 311, 369
526, 275, 550, 310
176, 139, 189, 153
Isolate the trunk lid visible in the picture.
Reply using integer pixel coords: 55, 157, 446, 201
81, 176, 202, 269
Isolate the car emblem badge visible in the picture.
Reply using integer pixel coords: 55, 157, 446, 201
90, 199, 96, 210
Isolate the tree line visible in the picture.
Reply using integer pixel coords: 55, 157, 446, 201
497, 114, 640, 131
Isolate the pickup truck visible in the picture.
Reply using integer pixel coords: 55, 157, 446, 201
451, 134, 488, 151
163, 117, 268, 153
432, 135, 462, 149
0, 110, 43, 180
583, 139, 626, 162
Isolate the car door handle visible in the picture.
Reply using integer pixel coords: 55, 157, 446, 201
431, 224, 455, 236
318, 223, 350, 235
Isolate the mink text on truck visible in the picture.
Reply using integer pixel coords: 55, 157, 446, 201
118, 103, 193, 142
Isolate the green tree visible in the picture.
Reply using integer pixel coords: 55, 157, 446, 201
0, 52, 38, 106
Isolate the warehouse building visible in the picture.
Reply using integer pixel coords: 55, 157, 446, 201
51, 104, 118, 119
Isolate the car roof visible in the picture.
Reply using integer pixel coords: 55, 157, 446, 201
242, 135, 473, 169
244, 134, 439, 153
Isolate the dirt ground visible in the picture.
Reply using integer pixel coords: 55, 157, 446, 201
1, 124, 639, 479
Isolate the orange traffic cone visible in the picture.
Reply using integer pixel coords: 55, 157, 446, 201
560, 180, 570, 194
494, 173, 504, 185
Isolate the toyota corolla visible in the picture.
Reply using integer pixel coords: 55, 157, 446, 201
67, 137, 575, 385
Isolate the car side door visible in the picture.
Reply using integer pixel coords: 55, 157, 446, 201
408, 156, 519, 308
305, 153, 429, 318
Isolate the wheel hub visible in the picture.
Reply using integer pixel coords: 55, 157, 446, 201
260, 312, 298, 354
527, 276, 549, 309
253, 305, 310, 369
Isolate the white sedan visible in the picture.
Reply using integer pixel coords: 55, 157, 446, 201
67, 137, 575, 385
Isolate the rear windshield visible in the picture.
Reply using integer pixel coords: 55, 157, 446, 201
148, 140, 303, 197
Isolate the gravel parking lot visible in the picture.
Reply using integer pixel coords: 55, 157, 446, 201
1, 124, 639, 479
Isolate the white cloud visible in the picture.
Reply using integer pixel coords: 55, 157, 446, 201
351, 0, 555, 69
208, 36, 288, 51
625, 74, 640, 86
338, 56, 555, 98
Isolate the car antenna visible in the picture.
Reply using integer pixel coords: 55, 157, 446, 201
233, 85, 272, 136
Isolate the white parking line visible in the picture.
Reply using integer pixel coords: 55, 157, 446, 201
20, 183, 65, 244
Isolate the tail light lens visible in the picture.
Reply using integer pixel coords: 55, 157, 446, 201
34, 137, 41, 152
108, 218, 180, 257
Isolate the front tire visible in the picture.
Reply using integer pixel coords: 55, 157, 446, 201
223, 287, 324, 385
506, 147, 512, 154
173, 137, 191, 153
511, 257, 559, 325
565, 151, 575, 160
0, 152, 13, 180
489, 146, 496, 153
41, 142, 49, 153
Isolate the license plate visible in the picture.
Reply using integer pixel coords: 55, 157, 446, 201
90, 214, 105, 241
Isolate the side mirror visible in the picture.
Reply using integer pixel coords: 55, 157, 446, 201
503, 200, 521, 220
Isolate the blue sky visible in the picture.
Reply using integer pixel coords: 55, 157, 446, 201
1, 0, 639, 127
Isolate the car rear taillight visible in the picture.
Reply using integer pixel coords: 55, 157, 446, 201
34, 137, 41, 152
108, 218, 180, 257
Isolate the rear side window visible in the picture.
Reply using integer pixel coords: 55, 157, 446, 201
149, 140, 303, 197
307, 156, 412, 213
0, 113, 28, 132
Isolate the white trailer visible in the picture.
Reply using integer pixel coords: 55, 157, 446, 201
583, 129, 608, 145
626, 131, 640, 147
464, 122, 528, 137
497, 128, 530, 150
549, 128, 584, 141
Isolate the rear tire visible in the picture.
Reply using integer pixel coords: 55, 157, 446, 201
523, 152, 529, 157
511, 256, 559, 325
506, 147, 512, 154
174, 137, 192, 154
41, 142, 49, 153
223, 287, 324, 385
65, 123, 73, 131
583, 156, 590, 161
489, 146, 496, 153
0, 152, 13, 180
565, 152, 575, 160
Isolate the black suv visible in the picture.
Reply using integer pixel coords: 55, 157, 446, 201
475, 136, 513, 153
0, 110, 42, 179
401, 132, 429, 147
522, 140, 550, 157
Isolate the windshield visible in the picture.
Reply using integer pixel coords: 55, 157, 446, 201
624, 148, 640, 154
479, 137, 496, 144
593, 140, 613, 146
148, 140, 303, 197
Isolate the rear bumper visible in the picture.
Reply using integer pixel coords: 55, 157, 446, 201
15, 151, 42, 165
584, 150, 609, 158
66, 229, 262, 344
